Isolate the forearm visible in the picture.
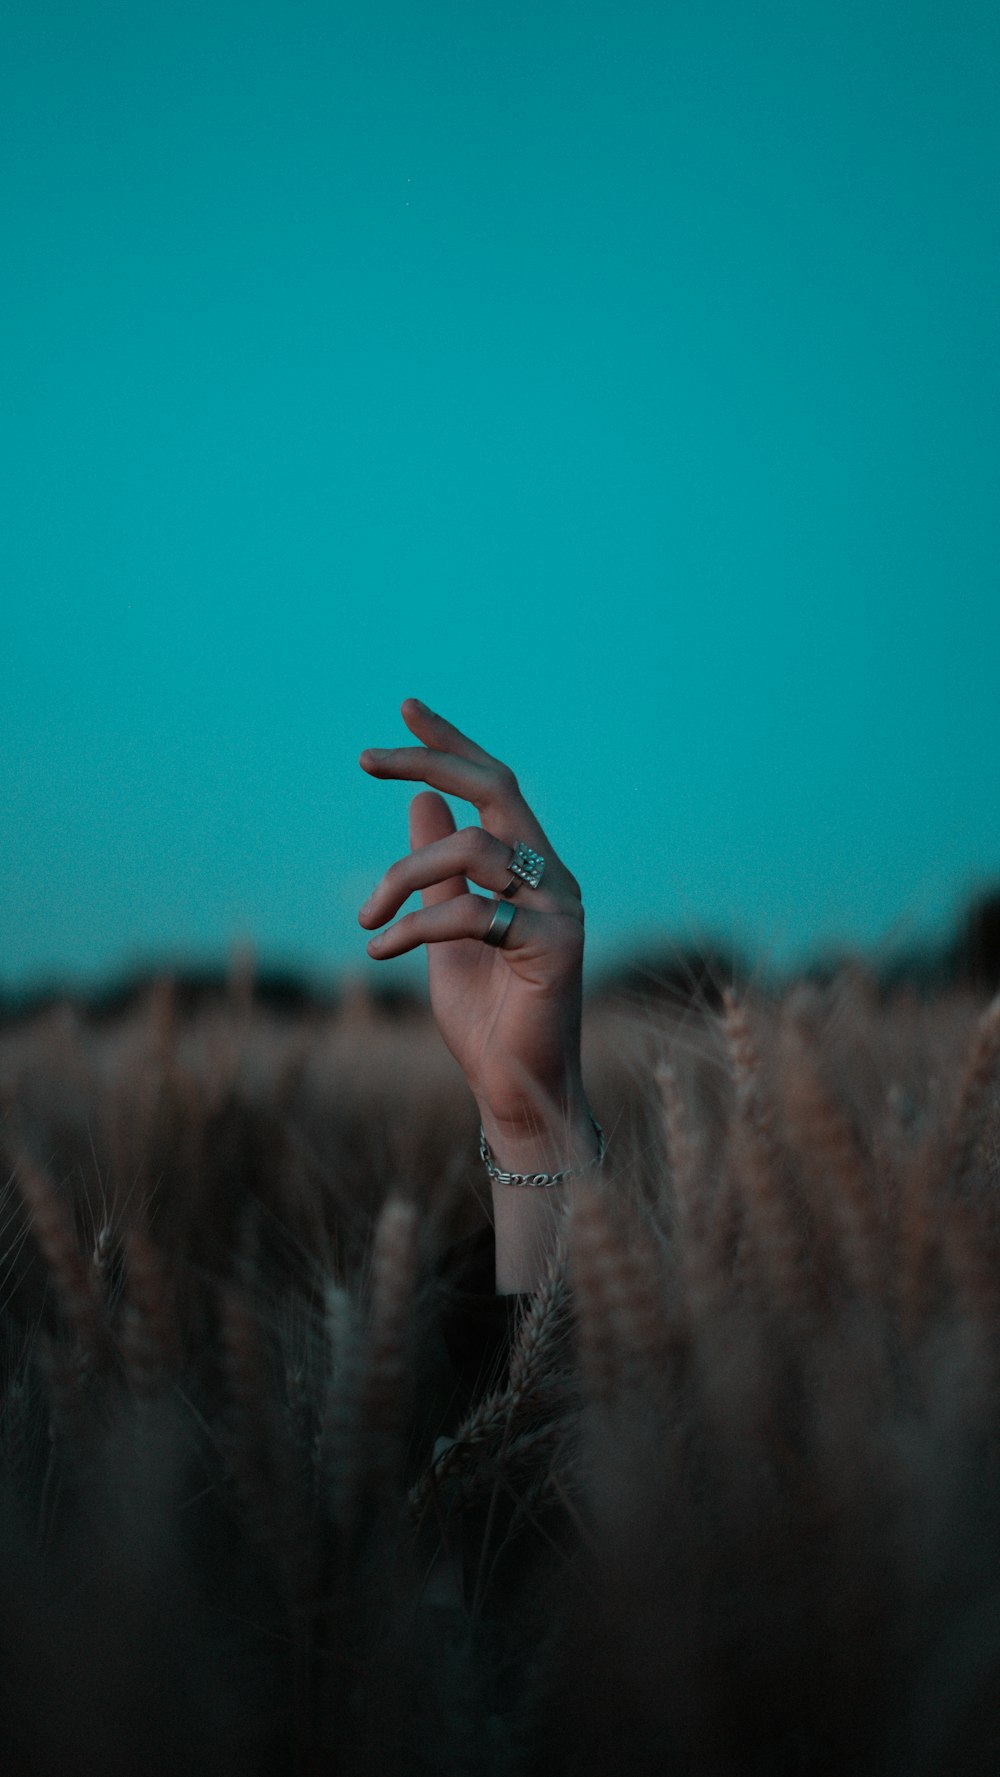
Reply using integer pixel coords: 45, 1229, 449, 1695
358, 697, 600, 1294
478, 1075, 602, 1293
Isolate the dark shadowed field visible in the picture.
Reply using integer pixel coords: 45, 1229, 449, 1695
1, 908, 999, 1775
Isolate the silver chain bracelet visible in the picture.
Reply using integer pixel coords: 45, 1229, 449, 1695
478, 1113, 606, 1189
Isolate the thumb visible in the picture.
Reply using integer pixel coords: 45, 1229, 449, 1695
408, 791, 465, 909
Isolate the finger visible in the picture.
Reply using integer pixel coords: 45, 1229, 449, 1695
359, 821, 584, 927
365, 894, 586, 964
360, 703, 582, 895
399, 698, 501, 770
359, 743, 559, 860
363, 701, 527, 823
407, 791, 465, 909
360, 743, 509, 807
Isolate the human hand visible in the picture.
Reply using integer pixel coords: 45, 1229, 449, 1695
358, 698, 591, 1148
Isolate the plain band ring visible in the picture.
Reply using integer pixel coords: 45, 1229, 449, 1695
483, 899, 517, 948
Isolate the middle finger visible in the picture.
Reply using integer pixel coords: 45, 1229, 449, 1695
359, 827, 584, 927
359, 744, 552, 854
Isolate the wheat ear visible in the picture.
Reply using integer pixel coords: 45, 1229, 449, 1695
567, 1179, 631, 1414
896, 1134, 938, 1343
944, 994, 1000, 1189
781, 1019, 883, 1303
406, 1285, 564, 1527
90, 1221, 115, 1307
506, 1225, 572, 1401
220, 1276, 316, 1615
899, 997, 1000, 1340
941, 1196, 1000, 1395
723, 990, 806, 1320
360, 1195, 419, 1499
13, 1150, 106, 1369
316, 1279, 363, 1537
655, 1060, 703, 1245
407, 1380, 513, 1527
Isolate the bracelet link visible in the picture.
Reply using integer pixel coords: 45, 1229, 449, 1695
478, 1113, 606, 1188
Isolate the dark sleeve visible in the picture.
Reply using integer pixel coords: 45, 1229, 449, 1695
432, 1222, 531, 1409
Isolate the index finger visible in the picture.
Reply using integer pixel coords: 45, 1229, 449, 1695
399, 698, 502, 769
359, 701, 569, 881
360, 743, 538, 833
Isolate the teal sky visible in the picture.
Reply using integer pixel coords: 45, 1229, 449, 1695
3, 0, 999, 995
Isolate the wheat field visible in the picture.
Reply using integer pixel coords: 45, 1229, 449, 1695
0, 954, 998, 1775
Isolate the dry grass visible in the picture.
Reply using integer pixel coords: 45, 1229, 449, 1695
0, 963, 998, 1773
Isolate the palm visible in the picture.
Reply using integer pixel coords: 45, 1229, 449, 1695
413, 785, 585, 1110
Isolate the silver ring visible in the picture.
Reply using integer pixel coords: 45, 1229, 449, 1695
483, 899, 517, 948
500, 840, 545, 897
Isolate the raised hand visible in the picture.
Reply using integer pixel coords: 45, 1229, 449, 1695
358, 698, 590, 1144
358, 698, 603, 1290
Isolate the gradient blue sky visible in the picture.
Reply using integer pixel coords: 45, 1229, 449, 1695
3, 0, 998, 994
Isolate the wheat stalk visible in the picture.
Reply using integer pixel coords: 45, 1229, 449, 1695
218, 1279, 277, 1552
1, 1343, 37, 1515
120, 1223, 180, 1400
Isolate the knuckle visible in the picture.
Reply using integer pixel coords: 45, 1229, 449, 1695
494, 763, 519, 795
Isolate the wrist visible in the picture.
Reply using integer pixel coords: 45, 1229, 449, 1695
481, 1086, 603, 1295
480, 1113, 604, 1190
477, 1072, 596, 1178
473, 1053, 585, 1127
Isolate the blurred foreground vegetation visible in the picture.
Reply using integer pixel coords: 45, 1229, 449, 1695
0, 891, 999, 1773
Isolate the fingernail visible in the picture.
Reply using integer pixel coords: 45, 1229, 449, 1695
359, 898, 372, 922
367, 935, 382, 953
